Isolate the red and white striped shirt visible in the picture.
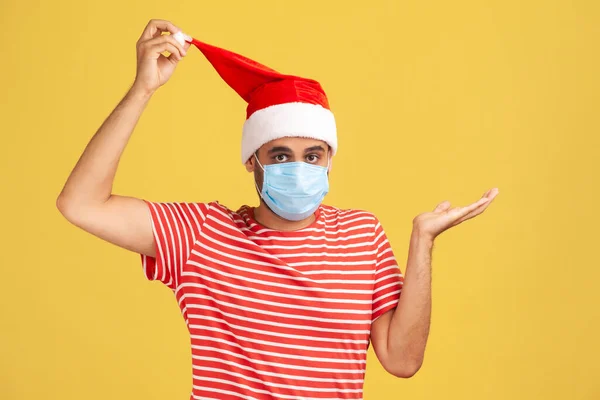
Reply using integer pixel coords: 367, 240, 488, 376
140, 201, 404, 400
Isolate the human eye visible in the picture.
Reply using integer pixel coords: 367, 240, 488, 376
274, 154, 289, 162
306, 154, 320, 163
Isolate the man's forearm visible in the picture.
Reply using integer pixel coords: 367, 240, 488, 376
386, 229, 433, 375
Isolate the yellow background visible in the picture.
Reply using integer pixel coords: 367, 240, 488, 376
1, 0, 598, 399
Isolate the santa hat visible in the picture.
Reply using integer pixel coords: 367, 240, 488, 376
173, 31, 337, 164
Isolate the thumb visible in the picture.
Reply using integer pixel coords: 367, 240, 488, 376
434, 200, 451, 212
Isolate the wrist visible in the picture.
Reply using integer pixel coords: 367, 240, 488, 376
128, 82, 156, 102
410, 226, 435, 247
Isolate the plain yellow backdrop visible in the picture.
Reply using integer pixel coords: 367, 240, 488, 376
1, 0, 599, 399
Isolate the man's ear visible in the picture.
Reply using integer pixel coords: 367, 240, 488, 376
245, 156, 255, 173
326, 146, 333, 173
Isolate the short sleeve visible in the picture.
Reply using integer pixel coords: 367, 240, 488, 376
140, 201, 210, 290
371, 217, 404, 322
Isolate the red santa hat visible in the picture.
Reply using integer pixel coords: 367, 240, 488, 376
173, 32, 337, 164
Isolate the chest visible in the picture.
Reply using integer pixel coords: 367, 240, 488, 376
177, 221, 377, 337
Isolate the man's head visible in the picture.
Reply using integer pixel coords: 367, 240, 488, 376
186, 38, 337, 222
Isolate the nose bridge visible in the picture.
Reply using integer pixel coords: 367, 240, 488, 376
290, 149, 305, 163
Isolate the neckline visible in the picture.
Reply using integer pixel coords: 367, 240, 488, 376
246, 205, 323, 233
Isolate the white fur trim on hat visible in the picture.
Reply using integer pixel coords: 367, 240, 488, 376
172, 31, 192, 47
241, 102, 337, 163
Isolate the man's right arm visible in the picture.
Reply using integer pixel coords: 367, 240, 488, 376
56, 19, 189, 257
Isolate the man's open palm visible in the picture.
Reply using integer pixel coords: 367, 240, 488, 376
413, 187, 499, 240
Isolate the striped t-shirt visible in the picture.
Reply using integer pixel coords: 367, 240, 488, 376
140, 201, 404, 400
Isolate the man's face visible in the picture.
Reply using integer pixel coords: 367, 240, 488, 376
245, 137, 331, 194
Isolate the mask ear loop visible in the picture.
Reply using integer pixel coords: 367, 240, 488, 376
253, 152, 266, 202
254, 152, 265, 171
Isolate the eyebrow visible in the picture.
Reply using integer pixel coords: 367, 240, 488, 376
267, 146, 293, 154
304, 146, 326, 153
267, 145, 326, 154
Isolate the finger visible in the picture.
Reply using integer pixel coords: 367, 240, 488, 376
469, 196, 491, 211
482, 187, 500, 200
139, 19, 181, 42
149, 41, 184, 61
488, 188, 500, 199
450, 197, 490, 218
452, 201, 491, 225
143, 35, 186, 58
162, 34, 187, 57
450, 198, 491, 225
166, 47, 185, 64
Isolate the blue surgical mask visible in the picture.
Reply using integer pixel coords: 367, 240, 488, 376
254, 154, 330, 221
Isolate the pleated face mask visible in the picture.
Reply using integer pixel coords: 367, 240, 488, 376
254, 154, 330, 221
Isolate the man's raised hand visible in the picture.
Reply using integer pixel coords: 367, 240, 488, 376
132, 19, 191, 96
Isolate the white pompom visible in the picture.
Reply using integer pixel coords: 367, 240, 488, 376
173, 31, 191, 47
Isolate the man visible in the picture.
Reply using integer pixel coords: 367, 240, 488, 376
57, 19, 498, 400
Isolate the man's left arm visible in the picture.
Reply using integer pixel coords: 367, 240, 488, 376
370, 187, 499, 378
370, 230, 433, 378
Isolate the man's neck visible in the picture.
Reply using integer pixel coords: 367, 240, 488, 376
253, 203, 316, 231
